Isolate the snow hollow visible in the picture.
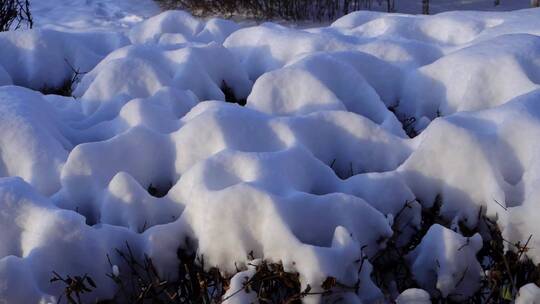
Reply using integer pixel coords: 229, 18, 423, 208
1, 0, 540, 303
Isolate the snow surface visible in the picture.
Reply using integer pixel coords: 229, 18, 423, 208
516, 283, 540, 304
1, 1, 540, 303
406, 224, 483, 300
395, 288, 431, 304
29, 0, 160, 31
347, 0, 533, 15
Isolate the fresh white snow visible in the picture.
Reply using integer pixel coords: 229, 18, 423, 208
1, 0, 540, 303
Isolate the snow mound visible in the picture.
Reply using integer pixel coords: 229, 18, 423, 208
0, 29, 129, 90
331, 8, 540, 45
86, 87, 198, 136
47, 99, 418, 301
0, 176, 189, 303
74, 43, 252, 117
176, 156, 392, 293
396, 288, 431, 304
333, 12, 485, 46
173, 102, 412, 176
55, 127, 176, 223
516, 283, 540, 304
407, 224, 483, 300
130, 10, 240, 44
322, 50, 405, 107
400, 34, 540, 122
0, 177, 136, 303
224, 23, 358, 79
56, 102, 412, 223
247, 52, 405, 136
400, 89, 540, 229
100, 171, 183, 231
0, 87, 72, 195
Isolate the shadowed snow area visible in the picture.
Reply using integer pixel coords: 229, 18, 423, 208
348, 0, 532, 14
1, 1, 540, 303
30, 0, 160, 31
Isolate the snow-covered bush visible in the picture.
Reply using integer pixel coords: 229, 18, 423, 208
0, 0, 32, 31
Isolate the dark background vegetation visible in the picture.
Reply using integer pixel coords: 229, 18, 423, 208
156, 0, 395, 21
156, 0, 540, 21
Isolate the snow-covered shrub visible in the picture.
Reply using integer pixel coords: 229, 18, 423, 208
0, 29, 129, 90
0, 0, 32, 31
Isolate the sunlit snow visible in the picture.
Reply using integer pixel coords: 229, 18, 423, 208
1, 0, 540, 303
